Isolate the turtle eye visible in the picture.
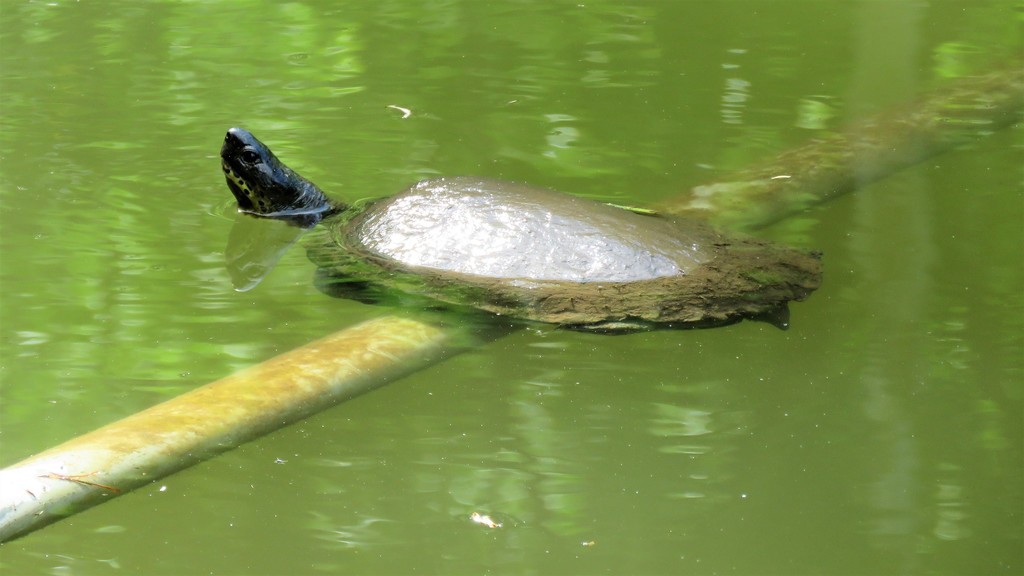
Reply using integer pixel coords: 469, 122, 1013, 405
240, 149, 261, 164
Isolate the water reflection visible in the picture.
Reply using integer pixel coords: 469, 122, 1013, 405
224, 212, 313, 291
1, 0, 1021, 574
720, 49, 751, 126
309, 511, 392, 550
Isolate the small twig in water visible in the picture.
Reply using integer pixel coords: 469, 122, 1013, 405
386, 105, 412, 119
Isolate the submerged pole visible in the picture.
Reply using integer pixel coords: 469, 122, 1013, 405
0, 316, 452, 543
658, 63, 1024, 230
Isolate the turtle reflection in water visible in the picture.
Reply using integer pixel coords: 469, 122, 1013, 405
220, 127, 821, 331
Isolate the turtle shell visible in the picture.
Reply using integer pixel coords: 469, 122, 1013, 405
307, 177, 821, 328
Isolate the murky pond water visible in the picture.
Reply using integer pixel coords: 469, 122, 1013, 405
1, 1, 1021, 574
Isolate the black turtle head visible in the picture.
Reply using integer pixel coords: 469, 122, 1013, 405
220, 127, 337, 217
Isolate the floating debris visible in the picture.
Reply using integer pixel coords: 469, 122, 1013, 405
386, 105, 412, 119
469, 512, 502, 529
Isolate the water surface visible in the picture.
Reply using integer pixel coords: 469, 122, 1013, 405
1, 1, 1020, 574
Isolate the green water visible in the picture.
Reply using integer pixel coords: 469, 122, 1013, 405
1, 1, 1021, 574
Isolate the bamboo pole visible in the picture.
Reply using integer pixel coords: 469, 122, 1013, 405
0, 316, 453, 543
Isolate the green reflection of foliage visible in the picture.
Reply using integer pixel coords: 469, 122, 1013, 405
794, 97, 836, 131
0, 1, 1021, 572
932, 42, 983, 79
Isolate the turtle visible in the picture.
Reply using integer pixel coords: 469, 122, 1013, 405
220, 127, 821, 330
